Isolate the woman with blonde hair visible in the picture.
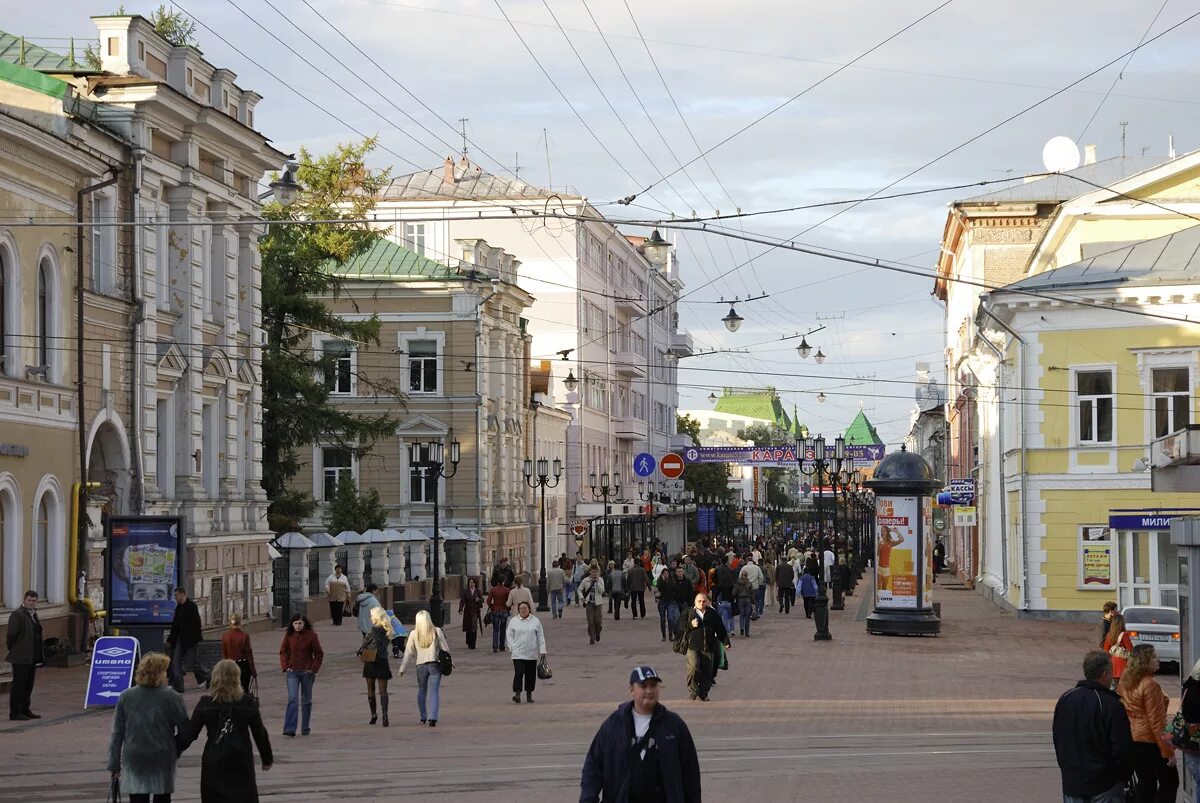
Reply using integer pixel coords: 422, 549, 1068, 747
180, 659, 273, 803
398, 609, 450, 727
360, 606, 395, 726
107, 653, 189, 803
221, 613, 256, 694
1119, 644, 1179, 801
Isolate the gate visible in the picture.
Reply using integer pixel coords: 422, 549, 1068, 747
272, 556, 290, 624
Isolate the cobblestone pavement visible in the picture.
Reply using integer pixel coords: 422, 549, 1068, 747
2, 580, 1106, 801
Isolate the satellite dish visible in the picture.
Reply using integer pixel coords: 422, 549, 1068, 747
1042, 136, 1081, 173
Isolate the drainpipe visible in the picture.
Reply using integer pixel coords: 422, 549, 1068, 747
980, 301, 1030, 611
475, 278, 500, 579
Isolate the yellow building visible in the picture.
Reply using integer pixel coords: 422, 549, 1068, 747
973, 152, 1200, 617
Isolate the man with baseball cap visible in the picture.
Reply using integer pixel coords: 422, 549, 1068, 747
580, 665, 701, 803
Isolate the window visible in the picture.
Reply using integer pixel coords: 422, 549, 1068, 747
1153, 367, 1190, 437
608, 315, 617, 352
1077, 370, 1114, 444
156, 396, 175, 499
323, 341, 354, 395
632, 391, 645, 421
402, 222, 426, 256
409, 445, 437, 503
32, 495, 48, 600
35, 259, 50, 372
0, 250, 6, 374
91, 194, 115, 294
201, 402, 218, 497
408, 340, 438, 394
107, 37, 119, 56
322, 447, 353, 501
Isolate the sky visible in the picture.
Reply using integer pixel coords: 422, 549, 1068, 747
16, 0, 1200, 444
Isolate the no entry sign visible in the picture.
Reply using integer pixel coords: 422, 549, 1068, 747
660, 453, 685, 479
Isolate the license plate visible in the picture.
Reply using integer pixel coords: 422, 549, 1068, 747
1140, 634, 1169, 642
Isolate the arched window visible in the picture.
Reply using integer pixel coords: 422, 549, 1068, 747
36, 258, 50, 371
33, 495, 48, 600
0, 492, 5, 607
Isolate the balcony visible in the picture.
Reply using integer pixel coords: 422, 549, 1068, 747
667, 330, 694, 357
613, 350, 647, 379
615, 415, 647, 442
615, 293, 648, 315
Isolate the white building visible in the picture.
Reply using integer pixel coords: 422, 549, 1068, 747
371, 157, 692, 559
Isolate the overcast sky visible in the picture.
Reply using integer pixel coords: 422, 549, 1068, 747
22, 0, 1200, 443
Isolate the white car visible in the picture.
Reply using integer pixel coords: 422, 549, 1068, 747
1122, 605, 1181, 670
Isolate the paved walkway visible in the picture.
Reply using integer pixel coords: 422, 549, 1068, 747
2, 580, 1107, 801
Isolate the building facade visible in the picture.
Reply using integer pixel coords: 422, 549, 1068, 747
936, 148, 1200, 617
369, 158, 692, 560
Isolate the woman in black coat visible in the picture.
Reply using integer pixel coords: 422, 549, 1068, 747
459, 577, 484, 649
180, 659, 273, 803
361, 606, 394, 726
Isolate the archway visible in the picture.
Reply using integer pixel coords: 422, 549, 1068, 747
87, 416, 132, 517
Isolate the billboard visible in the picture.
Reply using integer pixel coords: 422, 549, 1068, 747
876, 496, 923, 610
682, 444, 886, 466
106, 516, 185, 626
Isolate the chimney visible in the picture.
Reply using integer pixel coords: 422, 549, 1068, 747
1084, 144, 1097, 165
442, 156, 456, 184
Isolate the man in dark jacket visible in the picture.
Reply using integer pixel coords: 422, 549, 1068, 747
626, 562, 648, 620
682, 593, 729, 702
490, 557, 515, 589
6, 590, 43, 720
580, 665, 701, 803
775, 560, 795, 614
1052, 650, 1134, 802
166, 586, 209, 692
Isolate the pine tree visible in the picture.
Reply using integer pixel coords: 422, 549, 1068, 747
260, 138, 401, 532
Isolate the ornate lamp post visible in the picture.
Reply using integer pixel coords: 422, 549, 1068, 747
589, 471, 621, 565
524, 456, 562, 613
412, 439, 460, 627
798, 433, 843, 641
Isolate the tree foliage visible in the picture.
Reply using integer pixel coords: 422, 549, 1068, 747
260, 138, 400, 532
148, 5, 197, 47
327, 472, 387, 534
676, 414, 728, 500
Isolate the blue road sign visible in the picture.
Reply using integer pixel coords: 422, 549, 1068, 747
85, 636, 140, 708
633, 452, 656, 478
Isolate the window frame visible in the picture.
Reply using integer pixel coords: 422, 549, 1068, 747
319, 446, 355, 503
1073, 366, 1115, 446
318, 338, 356, 396
398, 331, 445, 397
408, 443, 439, 504
1151, 366, 1191, 438
402, 222, 427, 256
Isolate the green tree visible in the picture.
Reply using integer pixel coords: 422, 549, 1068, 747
148, 4, 197, 47
260, 138, 400, 532
327, 472, 388, 534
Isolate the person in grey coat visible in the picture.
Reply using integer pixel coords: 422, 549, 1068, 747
108, 652, 190, 803
355, 584, 381, 635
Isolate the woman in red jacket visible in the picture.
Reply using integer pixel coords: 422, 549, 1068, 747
221, 613, 257, 694
279, 614, 323, 737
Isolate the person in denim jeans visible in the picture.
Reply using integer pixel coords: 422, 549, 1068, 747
278, 614, 323, 737
547, 560, 566, 618
399, 610, 450, 727
486, 581, 511, 652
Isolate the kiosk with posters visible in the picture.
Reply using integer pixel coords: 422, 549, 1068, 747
105, 515, 186, 656
864, 446, 941, 636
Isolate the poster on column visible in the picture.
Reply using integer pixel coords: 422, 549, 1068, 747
922, 496, 934, 608
106, 516, 185, 626
875, 496, 920, 610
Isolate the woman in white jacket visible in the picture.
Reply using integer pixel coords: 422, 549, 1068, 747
505, 601, 547, 703
397, 610, 450, 727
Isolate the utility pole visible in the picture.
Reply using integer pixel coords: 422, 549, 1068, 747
1120, 121, 1128, 158
458, 117, 469, 158
543, 128, 551, 190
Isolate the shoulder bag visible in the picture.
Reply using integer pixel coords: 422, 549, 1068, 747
483, 609, 493, 626
436, 630, 453, 676
536, 654, 553, 680
357, 634, 378, 664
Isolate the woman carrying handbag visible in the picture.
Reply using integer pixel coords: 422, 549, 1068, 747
398, 610, 451, 727
1103, 612, 1134, 686
359, 607, 394, 726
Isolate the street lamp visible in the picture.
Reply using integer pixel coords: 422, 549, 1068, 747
814, 349, 826, 364
798, 433, 834, 641
524, 456, 563, 613
411, 439, 460, 627
722, 304, 743, 333
589, 471, 621, 565
563, 370, 578, 393
796, 337, 812, 359
267, 157, 302, 207
642, 228, 671, 266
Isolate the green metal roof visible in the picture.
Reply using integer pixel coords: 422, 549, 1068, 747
0, 31, 79, 72
791, 405, 807, 438
843, 410, 883, 445
324, 238, 459, 280
713, 388, 791, 430
0, 55, 69, 100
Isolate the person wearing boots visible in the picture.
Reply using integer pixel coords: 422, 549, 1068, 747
361, 607, 394, 727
